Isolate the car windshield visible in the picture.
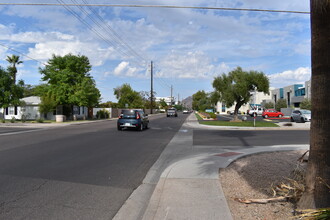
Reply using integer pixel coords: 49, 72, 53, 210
121, 110, 138, 119
300, 110, 311, 114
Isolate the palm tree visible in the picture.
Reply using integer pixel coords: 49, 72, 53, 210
6, 54, 23, 84
298, 0, 330, 209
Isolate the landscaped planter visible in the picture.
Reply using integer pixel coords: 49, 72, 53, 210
197, 112, 217, 120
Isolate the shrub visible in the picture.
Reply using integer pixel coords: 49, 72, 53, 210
209, 112, 217, 119
96, 109, 110, 119
264, 102, 275, 109
37, 118, 44, 123
10, 117, 16, 123
275, 99, 287, 111
300, 98, 311, 110
21, 114, 27, 123
1, 118, 5, 123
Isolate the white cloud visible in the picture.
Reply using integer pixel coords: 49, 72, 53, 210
112, 61, 141, 77
156, 50, 229, 79
268, 67, 311, 87
26, 40, 117, 67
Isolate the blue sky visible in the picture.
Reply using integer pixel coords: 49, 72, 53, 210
0, 0, 311, 102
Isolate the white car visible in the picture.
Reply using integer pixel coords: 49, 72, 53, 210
290, 109, 311, 123
183, 110, 189, 114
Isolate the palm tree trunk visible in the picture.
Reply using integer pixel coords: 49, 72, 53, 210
298, 0, 330, 209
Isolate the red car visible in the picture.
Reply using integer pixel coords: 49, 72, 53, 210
262, 109, 284, 118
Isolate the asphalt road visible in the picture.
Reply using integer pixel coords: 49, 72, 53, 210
0, 114, 189, 220
0, 113, 310, 220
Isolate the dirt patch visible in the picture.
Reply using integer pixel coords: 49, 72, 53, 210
220, 150, 307, 220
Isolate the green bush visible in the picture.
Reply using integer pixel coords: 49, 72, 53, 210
96, 109, 110, 119
21, 114, 27, 123
1, 118, 5, 123
264, 102, 275, 109
275, 99, 287, 111
37, 118, 44, 123
209, 112, 217, 119
300, 98, 311, 110
10, 117, 16, 123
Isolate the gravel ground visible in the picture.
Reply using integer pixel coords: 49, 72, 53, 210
220, 150, 307, 220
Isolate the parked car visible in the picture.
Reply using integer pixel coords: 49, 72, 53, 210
291, 109, 311, 123
167, 108, 178, 117
262, 109, 284, 118
229, 110, 241, 115
117, 109, 149, 131
247, 107, 264, 116
183, 109, 190, 114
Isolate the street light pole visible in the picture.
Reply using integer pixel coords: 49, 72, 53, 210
150, 61, 153, 114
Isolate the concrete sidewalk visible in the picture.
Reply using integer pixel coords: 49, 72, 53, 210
114, 114, 309, 220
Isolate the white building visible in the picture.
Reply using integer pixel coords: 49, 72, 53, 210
270, 79, 311, 108
215, 91, 272, 114
155, 96, 175, 106
0, 96, 51, 120
0, 96, 88, 120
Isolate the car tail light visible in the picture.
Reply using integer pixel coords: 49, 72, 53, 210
136, 113, 140, 119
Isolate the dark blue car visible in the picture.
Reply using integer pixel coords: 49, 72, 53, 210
117, 109, 149, 131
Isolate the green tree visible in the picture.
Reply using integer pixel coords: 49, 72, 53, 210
140, 91, 157, 110
275, 99, 287, 111
298, 0, 330, 209
192, 90, 213, 111
39, 94, 57, 115
98, 101, 116, 108
212, 67, 269, 121
6, 54, 23, 84
300, 98, 311, 110
114, 83, 144, 108
263, 102, 275, 109
0, 67, 24, 111
173, 104, 183, 111
39, 54, 100, 115
158, 98, 168, 109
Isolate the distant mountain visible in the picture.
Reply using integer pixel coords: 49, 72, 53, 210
182, 96, 192, 109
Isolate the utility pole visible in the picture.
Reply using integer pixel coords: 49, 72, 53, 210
150, 61, 153, 114
170, 85, 173, 106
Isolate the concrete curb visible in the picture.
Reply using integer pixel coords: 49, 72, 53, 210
113, 113, 310, 220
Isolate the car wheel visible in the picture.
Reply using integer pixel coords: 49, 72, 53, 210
117, 126, 122, 131
264, 115, 268, 118
138, 124, 143, 131
145, 123, 148, 129
290, 117, 294, 122
278, 114, 283, 118
301, 117, 305, 123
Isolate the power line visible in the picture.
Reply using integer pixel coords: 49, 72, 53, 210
81, 0, 148, 63
56, 0, 145, 67
0, 3, 310, 14
71, 0, 148, 64
0, 41, 47, 66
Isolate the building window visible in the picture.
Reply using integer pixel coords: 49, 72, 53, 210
221, 103, 226, 112
9, 107, 14, 115
301, 88, 305, 96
